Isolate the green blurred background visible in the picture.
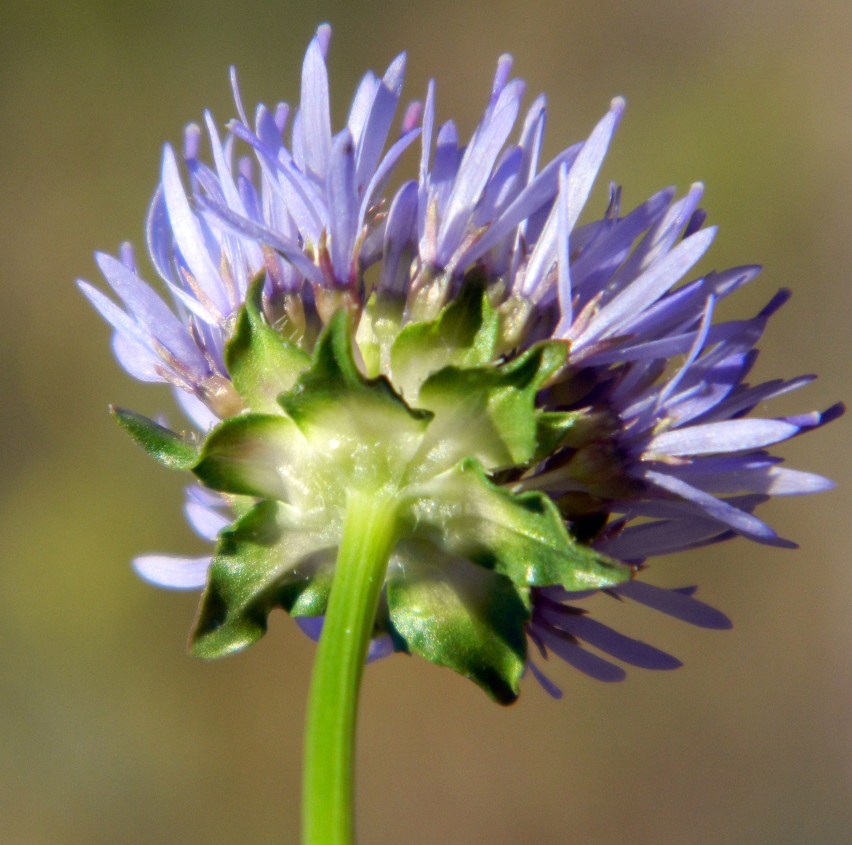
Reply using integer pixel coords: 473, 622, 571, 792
1, 1, 849, 842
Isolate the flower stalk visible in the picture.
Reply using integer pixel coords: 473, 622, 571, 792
302, 491, 400, 845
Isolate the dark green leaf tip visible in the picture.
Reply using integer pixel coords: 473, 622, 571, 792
189, 500, 336, 658
111, 406, 198, 470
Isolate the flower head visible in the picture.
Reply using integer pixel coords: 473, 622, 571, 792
82, 24, 841, 702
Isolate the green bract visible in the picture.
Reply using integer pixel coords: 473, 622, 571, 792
116, 278, 630, 701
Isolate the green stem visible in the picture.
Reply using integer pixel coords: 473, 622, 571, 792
302, 490, 399, 845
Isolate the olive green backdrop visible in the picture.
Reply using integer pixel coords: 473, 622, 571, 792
1, 1, 849, 843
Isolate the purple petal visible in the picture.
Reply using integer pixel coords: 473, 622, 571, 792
145, 186, 175, 285
419, 80, 436, 188
347, 71, 378, 144
79, 281, 169, 382
563, 97, 624, 233
554, 163, 574, 331
185, 497, 230, 541
255, 103, 287, 152
472, 146, 523, 227
616, 581, 732, 629
380, 180, 419, 294
683, 207, 707, 238
611, 492, 768, 522
490, 54, 514, 100
133, 554, 211, 590
354, 53, 406, 190
573, 225, 716, 348
655, 294, 715, 406
662, 359, 758, 427
112, 332, 164, 382
119, 241, 137, 272
95, 253, 207, 372
623, 265, 762, 348
649, 419, 801, 457
436, 79, 525, 266
697, 375, 816, 423
196, 194, 324, 285
428, 121, 461, 214
526, 657, 564, 699
540, 604, 681, 669
366, 635, 396, 662
186, 485, 229, 508
162, 276, 219, 325
597, 514, 740, 560
779, 404, 844, 432
79, 280, 152, 347
315, 22, 331, 57
295, 616, 324, 641
327, 130, 358, 285
535, 626, 627, 682
229, 120, 327, 236
520, 184, 560, 299
613, 182, 705, 284
671, 457, 836, 497
570, 187, 677, 298
161, 146, 230, 317
642, 468, 793, 546
517, 94, 546, 182
299, 32, 332, 181
204, 112, 246, 216
401, 100, 422, 134
458, 142, 581, 269
358, 127, 421, 232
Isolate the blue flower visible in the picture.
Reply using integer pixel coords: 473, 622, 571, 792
82, 24, 841, 697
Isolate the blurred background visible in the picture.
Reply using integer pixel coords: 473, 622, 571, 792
1, 1, 849, 843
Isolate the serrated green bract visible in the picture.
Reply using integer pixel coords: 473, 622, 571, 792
401, 458, 629, 592
387, 539, 528, 703
225, 275, 310, 412
191, 500, 337, 658
112, 407, 198, 469
390, 276, 499, 401
405, 341, 567, 478
137, 303, 625, 698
